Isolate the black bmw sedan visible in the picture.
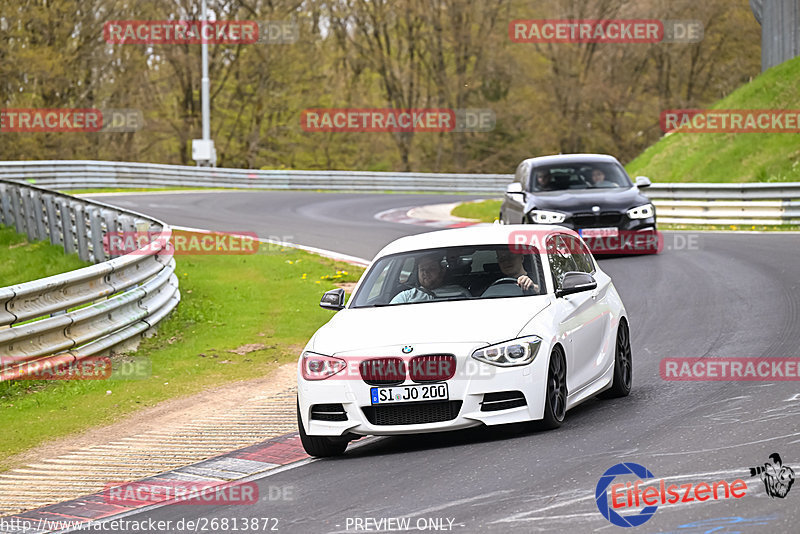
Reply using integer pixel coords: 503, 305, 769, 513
500, 154, 657, 252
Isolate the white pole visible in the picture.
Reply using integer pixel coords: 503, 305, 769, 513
201, 0, 210, 141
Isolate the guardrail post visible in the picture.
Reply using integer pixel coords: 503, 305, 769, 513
10, 186, 26, 237
88, 206, 106, 263
0, 183, 10, 226
71, 201, 91, 262
101, 209, 118, 258
21, 189, 38, 241
31, 190, 48, 241
43, 194, 62, 246
58, 198, 76, 255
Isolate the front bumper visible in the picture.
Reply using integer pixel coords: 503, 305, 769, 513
297, 349, 550, 437
528, 215, 658, 253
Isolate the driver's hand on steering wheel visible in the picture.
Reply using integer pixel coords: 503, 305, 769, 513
517, 275, 538, 292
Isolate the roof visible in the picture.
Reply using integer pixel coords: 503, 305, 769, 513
375, 224, 576, 258
521, 153, 621, 166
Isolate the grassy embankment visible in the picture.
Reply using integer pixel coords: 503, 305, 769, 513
453, 56, 800, 230
0, 225, 362, 468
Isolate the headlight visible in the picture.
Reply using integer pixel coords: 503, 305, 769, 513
471, 337, 543, 367
529, 210, 566, 224
627, 203, 654, 219
301, 352, 346, 380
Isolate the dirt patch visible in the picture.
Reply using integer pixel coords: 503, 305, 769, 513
336, 282, 357, 292
228, 343, 269, 355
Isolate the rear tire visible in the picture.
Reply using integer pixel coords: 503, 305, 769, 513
538, 346, 567, 430
297, 403, 348, 457
599, 320, 632, 399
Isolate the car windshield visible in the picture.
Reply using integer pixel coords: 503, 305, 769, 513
349, 245, 545, 308
530, 162, 632, 192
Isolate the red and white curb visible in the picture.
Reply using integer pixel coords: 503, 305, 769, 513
374, 203, 484, 229
0, 433, 310, 534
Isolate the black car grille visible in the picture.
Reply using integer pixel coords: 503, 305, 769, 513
310, 403, 348, 422
480, 391, 527, 412
571, 212, 623, 228
362, 401, 462, 426
360, 357, 407, 386
409, 354, 456, 383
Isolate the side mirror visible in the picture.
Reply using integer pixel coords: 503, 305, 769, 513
320, 288, 345, 310
635, 176, 651, 188
556, 272, 597, 298
506, 182, 524, 195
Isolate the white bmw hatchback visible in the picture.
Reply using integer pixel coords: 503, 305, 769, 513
297, 225, 632, 457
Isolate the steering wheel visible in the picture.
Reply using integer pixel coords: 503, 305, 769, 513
489, 277, 519, 287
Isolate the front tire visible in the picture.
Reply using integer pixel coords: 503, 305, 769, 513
539, 346, 567, 429
599, 319, 632, 399
297, 403, 348, 457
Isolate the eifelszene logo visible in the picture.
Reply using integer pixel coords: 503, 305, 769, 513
595, 463, 748, 527
596, 454, 794, 527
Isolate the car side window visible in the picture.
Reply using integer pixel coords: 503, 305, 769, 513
546, 234, 579, 289
566, 236, 595, 274
515, 162, 529, 190
366, 261, 393, 301
397, 257, 416, 285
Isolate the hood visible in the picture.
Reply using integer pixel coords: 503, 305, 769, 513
309, 297, 551, 354
525, 187, 650, 213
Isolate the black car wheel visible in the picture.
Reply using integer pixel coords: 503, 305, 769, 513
539, 346, 567, 429
599, 319, 632, 398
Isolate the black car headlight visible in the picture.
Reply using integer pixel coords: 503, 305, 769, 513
471, 336, 543, 367
626, 203, 654, 220
529, 210, 566, 224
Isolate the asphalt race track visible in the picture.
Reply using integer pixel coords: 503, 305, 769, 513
83, 191, 800, 533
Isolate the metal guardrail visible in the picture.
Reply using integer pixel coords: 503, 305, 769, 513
0, 179, 180, 382
0, 160, 511, 193
0, 160, 797, 226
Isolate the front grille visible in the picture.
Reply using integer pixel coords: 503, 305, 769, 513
409, 354, 456, 382
360, 357, 406, 386
481, 391, 527, 412
571, 212, 622, 228
310, 403, 348, 422
362, 401, 462, 426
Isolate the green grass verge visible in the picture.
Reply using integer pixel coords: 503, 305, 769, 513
626, 56, 800, 182
451, 199, 502, 223
657, 223, 800, 232
67, 187, 228, 194
0, 244, 363, 469
68, 188, 479, 196
0, 226, 90, 287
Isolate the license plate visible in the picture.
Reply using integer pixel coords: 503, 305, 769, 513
370, 383, 449, 405
580, 227, 619, 238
